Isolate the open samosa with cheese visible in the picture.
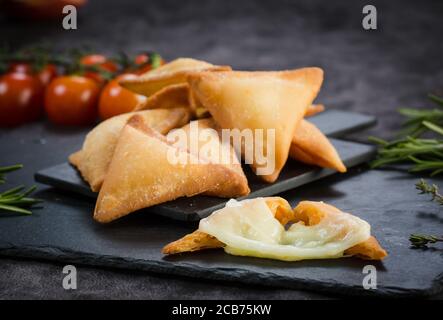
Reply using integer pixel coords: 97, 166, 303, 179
94, 115, 249, 223
188, 68, 324, 183
163, 197, 387, 261
69, 108, 191, 192
120, 58, 231, 97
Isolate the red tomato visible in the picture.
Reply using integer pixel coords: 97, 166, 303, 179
8, 62, 33, 74
98, 74, 147, 120
80, 54, 118, 84
0, 72, 44, 127
8, 62, 58, 87
133, 53, 165, 75
38, 64, 58, 86
44, 76, 100, 126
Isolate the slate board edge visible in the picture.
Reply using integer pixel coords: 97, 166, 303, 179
0, 244, 440, 298
34, 142, 377, 222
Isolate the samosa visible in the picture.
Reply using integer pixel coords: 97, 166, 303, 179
188, 68, 324, 183
120, 58, 231, 97
94, 115, 248, 223
69, 108, 191, 192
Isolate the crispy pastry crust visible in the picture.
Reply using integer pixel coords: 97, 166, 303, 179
120, 58, 231, 97
305, 104, 325, 117
134, 84, 190, 110
188, 68, 324, 183
69, 108, 191, 192
290, 119, 346, 173
94, 115, 250, 223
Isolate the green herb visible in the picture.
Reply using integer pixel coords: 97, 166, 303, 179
407, 179, 443, 248
415, 179, 443, 205
410, 234, 443, 248
0, 164, 41, 215
369, 94, 443, 176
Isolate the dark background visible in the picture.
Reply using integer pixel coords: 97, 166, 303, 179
0, 0, 442, 299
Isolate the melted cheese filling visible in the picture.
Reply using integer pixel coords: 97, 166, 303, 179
199, 198, 370, 261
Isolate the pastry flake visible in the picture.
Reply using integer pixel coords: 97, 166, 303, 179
188, 68, 324, 183
94, 115, 248, 223
69, 108, 191, 192
163, 198, 387, 261
120, 58, 231, 97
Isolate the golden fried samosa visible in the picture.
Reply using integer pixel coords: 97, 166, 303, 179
290, 119, 346, 173
120, 58, 231, 97
69, 108, 191, 192
94, 115, 248, 223
188, 68, 324, 183
167, 118, 250, 197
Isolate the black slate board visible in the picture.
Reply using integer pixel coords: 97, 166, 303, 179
35, 110, 376, 221
1, 168, 443, 297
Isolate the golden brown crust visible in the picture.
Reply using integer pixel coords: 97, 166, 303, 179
290, 119, 346, 173
72, 108, 191, 192
162, 230, 224, 255
134, 84, 190, 110
69, 150, 83, 168
305, 104, 325, 117
188, 68, 324, 183
120, 58, 231, 97
170, 118, 250, 197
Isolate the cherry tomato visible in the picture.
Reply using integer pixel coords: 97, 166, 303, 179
80, 54, 118, 84
38, 64, 58, 86
8, 62, 33, 74
44, 76, 100, 126
8, 62, 58, 87
4, 0, 87, 20
133, 53, 165, 75
0, 72, 44, 127
98, 74, 147, 120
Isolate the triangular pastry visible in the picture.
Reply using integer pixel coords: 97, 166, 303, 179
94, 115, 247, 223
167, 118, 250, 197
290, 119, 346, 172
120, 58, 231, 97
134, 84, 190, 111
69, 108, 191, 192
188, 68, 324, 182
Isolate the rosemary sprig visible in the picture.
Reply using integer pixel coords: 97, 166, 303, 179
370, 94, 443, 176
410, 234, 443, 248
408, 179, 443, 248
415, 179, 443, 205
0, 164, 41, 215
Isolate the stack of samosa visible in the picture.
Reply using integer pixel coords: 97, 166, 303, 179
69, 57, 346, 222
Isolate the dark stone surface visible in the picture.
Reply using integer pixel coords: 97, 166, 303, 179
0, 0, 442, 299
